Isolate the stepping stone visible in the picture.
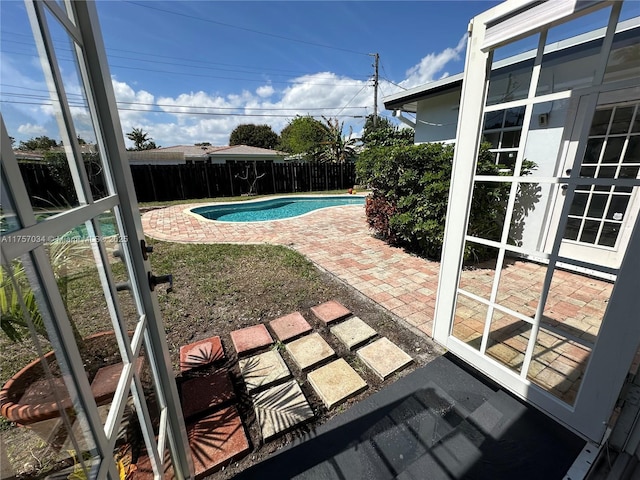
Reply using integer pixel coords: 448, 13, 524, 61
357, 337, 413, 380
308, 359, 367, 409
311, 300, 351, 325
239, 350, 291, 393
252, 379, 314, 441
180, 336, 224, 372
286, 332, 335, 371
269, 312, 312, 342
91, 357, 144, 404
230, 324, 273, 356
179, 370, 235, 419
330, 316, 377, 350
133, 406, 250, 479
186, 406, 250, 478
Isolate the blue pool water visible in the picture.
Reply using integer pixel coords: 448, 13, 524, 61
191, 196, 365, 222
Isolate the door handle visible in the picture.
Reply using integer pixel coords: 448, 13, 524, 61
149, 272, 173, 293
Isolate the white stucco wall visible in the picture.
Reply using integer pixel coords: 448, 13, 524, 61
414, 89, 461, 144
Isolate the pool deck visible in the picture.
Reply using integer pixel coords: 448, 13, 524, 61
142, 202, 613, 401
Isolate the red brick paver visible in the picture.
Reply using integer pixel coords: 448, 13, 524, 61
311, 300, 351, 325
179, 370, 235, 420
269, 312, 312, 342
230, 324, 273, 356
179, 336, 225, 372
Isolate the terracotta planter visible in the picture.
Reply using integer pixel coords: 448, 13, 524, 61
0, 331, 138, 426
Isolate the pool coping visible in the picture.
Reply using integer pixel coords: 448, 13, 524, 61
183, 193, 367, 224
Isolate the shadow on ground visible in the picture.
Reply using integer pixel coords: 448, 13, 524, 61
234, 354, 584, 480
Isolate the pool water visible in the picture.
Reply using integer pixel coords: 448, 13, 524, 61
191, 196, 365, 222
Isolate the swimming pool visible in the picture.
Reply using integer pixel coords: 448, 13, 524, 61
190, 195, 365, 222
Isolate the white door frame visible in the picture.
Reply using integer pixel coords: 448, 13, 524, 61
434, 0, 640, 443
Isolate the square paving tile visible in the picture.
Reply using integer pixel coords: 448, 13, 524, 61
239, 350, 291, 393
180, 336, 225, 372
357, 337, 413, 380
286, 332, 335, 371
180, 370, 235, 419
134, 406, 250, 479
311, 300, 351, 325
308, 359, 367, 409
252, 379, 314, 441
91, 357, 144, 404
230, 324, 273, 356
187, 406, 250, 478
330, 316, 377, 350
269, 312, 312, 342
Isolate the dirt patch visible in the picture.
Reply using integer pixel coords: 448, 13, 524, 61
147, 242, 442, 479
0, 242, 443, 479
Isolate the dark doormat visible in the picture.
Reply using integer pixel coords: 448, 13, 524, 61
234, 354, 585, 480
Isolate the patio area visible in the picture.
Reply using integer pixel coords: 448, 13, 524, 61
142, 202, 613, 406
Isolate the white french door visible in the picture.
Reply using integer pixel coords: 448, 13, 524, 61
1, 2, 192, 478
434, 1, 640, 446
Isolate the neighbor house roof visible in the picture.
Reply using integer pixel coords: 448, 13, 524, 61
127, 144, 286, 163
384, 16, 640, 114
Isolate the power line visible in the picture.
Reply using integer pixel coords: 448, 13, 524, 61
1, 90, 368, 111
0, 99, 366, 118
1, 37, 369, 79
1, 49, 368, 87
125, 1, 370, 57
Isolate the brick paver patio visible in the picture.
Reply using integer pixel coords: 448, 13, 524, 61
142, 202, 613, 404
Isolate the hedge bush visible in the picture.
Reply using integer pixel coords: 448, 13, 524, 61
356, 142, 514, 261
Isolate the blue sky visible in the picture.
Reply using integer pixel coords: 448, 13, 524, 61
1, 0, 500, 147
1, 1, 637, 148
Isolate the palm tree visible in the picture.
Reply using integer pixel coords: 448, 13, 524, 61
126, 127, 155, 151
319, 116, 358, 164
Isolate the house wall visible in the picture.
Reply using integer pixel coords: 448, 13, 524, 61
414, 90, 461, 144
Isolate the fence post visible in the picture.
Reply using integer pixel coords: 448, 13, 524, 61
228, 163, 234, 196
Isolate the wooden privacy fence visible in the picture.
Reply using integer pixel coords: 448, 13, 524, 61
18, 161, 357, 205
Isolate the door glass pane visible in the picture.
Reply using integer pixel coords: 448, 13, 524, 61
527, 328, 591, 405
1, 169, 21, 234
589, 109, 612, 136
466, 181, 509, 241
45, 9, 108, 201
610, 107, 634, 134
452, 295, 488, 351
623, 137, 639, 162
485, 311, 531, 374
459, 242, 499, 299
0, 257, 98, 478
542, 270, 612, 343
496, 257, 544, 319
507, 182, 545, 250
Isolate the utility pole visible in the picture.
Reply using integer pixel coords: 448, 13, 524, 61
369, 53, 379, 127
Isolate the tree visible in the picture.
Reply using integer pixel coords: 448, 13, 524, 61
126, 127, 157, 151
229, 124, 279, 149
361, 114, 413, 148
278, 116, 329, 160
319, 116, 358, 164
18, 136, 59, 151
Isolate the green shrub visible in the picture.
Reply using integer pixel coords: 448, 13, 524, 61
356, 142, 525, 261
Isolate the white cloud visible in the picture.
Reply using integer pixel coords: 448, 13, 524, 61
256, 85, 274, 98
401, 35, 467, 89
17, 123, 48, 136
88, 37, 468, 148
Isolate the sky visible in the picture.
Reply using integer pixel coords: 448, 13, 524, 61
0, 0, 503, 148
1, 1, 637, 149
